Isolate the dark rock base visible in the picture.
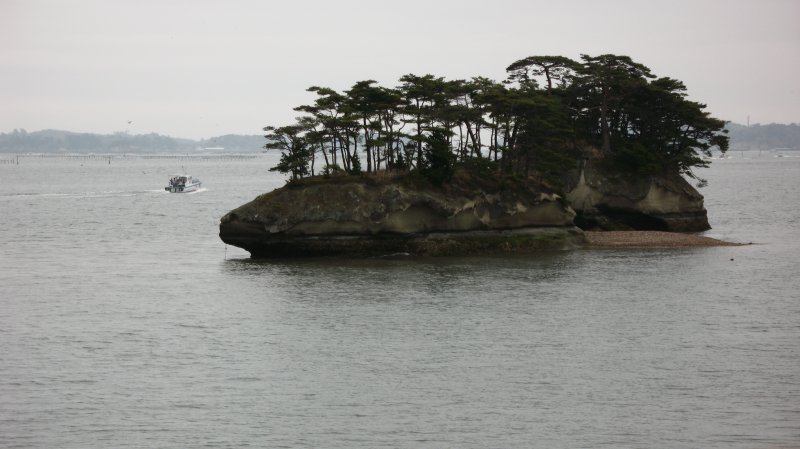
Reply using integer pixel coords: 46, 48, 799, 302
575, 207, 711, 232
220, 226, 586, 258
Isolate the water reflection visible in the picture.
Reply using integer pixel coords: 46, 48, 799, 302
222, 251, 579, 301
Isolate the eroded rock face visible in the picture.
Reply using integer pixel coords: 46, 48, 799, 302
565, 160, 710, 232
219, 174, 582, 257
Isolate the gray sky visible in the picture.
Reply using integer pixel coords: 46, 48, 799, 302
3, 0, 799, 139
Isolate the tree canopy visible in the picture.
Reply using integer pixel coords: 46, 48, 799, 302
265, 53, 728, 185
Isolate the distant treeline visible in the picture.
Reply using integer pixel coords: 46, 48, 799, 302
3, 122, 796, 154
0, 129, 265, 153
725, 123, 800, 150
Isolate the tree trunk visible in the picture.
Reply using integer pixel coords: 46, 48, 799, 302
544, 66, 553, 91
457, 123, 465, 161
466, 123, 480, 158
600, 87, 611, 154
416, 118, 423, 168
330, 135, 337, 167
493, 124, 500, 162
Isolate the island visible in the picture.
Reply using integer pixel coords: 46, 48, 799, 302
219, 54, 731, 257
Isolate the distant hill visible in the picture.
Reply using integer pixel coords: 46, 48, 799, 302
198, 134, 266, 152
725, 122, 800, 150
0, 129, 266, 153
3, 124, 798, 153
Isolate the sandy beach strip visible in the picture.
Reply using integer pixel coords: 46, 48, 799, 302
585, 231, 746, 248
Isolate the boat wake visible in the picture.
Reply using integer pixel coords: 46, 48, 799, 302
1, 189, 174, 199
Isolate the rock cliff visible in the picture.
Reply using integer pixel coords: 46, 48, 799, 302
219, 171, 583, 257
564, 159, 710, 232
220, 156, 714, 257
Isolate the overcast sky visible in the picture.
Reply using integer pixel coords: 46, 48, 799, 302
3, 0, 799, 139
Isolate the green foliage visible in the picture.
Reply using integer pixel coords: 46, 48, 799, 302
387, 150, 407, 171
419, 129, 455, 185
265, 124, 313, 181
457, 157, 498, 178
262, 52, 728, 186
505, 91, 575, 180
505, 55, 580, 90
349, 149, 362, 175
608, 142, 661, 176
321, 164, 344, 177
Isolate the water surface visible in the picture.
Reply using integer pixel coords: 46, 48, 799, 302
1, 154, 798, 448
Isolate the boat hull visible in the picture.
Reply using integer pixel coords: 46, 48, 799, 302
165, 182, 201, 193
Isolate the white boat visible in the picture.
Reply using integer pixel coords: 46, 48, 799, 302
165, 174, 202, 193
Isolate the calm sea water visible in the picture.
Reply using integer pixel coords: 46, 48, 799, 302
1, 153, 798, 448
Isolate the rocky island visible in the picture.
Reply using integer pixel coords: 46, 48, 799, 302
220, 54, 730, 257
565, 155, 712, 232
220, 169, 584, 257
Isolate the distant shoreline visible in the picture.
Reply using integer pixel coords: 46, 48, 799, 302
585, 231, 747, 248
